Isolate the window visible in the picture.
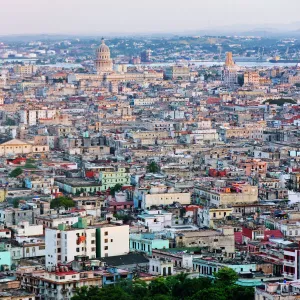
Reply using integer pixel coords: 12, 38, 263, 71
76, 248, 80, 252
91, 240, 95, 244
110, 239, 113, 242
104, 231, 108, 236
104, 246, 108, 250
105, 239, 108, 243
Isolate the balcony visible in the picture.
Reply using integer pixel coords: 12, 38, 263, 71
284, 260, 295, 267
283, 272, 295, 280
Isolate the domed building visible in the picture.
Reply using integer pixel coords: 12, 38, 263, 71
95, 38, 113, 74
69, 37, 163, 84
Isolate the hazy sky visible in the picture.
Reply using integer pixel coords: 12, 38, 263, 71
1, 0, 300, 35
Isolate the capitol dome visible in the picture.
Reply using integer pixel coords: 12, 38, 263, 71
95, 38, 113, 74
96, 38, 110, 55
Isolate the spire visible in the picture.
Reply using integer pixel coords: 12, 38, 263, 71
101, 38, 105, 44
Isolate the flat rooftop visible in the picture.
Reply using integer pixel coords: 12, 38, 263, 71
55, 178, 101, 187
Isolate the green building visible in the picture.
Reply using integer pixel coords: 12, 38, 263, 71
99, 166, 130, 191
130, 233, 169, 255
0, 243, 11, 271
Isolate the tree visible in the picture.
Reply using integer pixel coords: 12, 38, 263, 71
13, 199, 20, 208
214, 267, 238, 286
191, 287, 227, 300
237, 75, 244, 87
72, 269, 253, 300
5, 118, 16, 126
148, 277, 170, 296
50, 197, 75, 209
147, 161, 160, 173
110, 183, 123, 196
224, 285, 254, 300
9, 167, 23, 178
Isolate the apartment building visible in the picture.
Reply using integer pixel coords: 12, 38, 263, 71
20, 109, 56, 125
164, 65, 190, 80
131, 98, 160, 106
141, 192, 191, 210
13, 64, 37, 75
194, 182, 258, 206
239, 159, 268, 177
95, 224, 129, 258
45, 221, 97, 269
99, 166, 130, 191
244, 71, 260, 85
11, 221, 43, 237
130, 233, 169, 255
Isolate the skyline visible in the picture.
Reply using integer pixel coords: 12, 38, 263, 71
0, 0, 300, 35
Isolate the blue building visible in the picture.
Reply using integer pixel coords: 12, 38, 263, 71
102, 267, 133, 285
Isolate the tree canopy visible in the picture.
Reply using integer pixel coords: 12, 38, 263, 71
50, 196, 75, 209
71, 269, 254, 300
9, 167, 23, 178
110, 183, 123, 196
263, 98, 296, 106
147, 161, 160, 173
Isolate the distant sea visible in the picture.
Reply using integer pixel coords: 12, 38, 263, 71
1, 57, 297, 69
134, 61, 299, 68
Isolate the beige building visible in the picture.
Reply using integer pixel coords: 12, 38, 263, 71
0, 139, 49, 157
219, 123, 265, 141
13, 64, 37, 75
164, 65, 190, 80
142, 192, 190, 209
244, 71, 260, 85
68, 39, 162, 84
175, 227, 235, 255
195, 183, 258, 206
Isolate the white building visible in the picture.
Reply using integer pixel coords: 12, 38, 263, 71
45, 225, 96, 270
96, 224, 129, 258
149, 258, 174, 276
137, 210, 172, 232
12, 221, 43, 237
20, 109, 56, 125
131, 98, 160, 106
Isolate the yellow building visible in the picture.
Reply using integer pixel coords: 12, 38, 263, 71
0, 189, 6, 202
13, 64, 37, 75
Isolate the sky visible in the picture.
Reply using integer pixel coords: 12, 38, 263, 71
1, 0, 300, 35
